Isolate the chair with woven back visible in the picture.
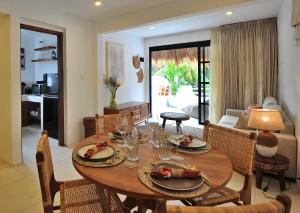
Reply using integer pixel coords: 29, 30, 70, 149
157, 194, 291, 213
36, 130, 127, 213
182, 121, 256, 206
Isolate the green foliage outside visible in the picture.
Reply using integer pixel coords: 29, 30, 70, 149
154, 61, 199, 95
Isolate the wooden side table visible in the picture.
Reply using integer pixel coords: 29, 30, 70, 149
160, 112, 190, 133
254, 152, 289, 191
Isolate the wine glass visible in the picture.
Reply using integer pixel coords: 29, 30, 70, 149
116, 116, 128, 148
125, 126, 139, 168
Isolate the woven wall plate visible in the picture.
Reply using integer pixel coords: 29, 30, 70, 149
132, 55, 141, 69
72, 144, 126, 168
138, 161, 211, 198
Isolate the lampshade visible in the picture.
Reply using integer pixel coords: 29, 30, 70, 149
248, 109, 285, 131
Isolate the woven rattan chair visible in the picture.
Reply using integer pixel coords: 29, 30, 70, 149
183, 121, 256, 206
36, 131, 127, 213
95, 114, 134, 135
157, 194, 291, 213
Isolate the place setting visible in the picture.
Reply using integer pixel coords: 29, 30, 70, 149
72, 140, 127, 167
167, 134, 211, 154
108, 128, 150, 145
138, 161, 211, 198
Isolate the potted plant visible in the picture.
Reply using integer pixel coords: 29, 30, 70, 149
104, 76, 121, 107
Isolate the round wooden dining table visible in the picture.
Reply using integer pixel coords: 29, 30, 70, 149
72, 134, 233, 212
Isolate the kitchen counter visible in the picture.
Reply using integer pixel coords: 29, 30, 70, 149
21, 94, 44, 130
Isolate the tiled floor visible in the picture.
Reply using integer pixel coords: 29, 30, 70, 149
0, 125, 299, 212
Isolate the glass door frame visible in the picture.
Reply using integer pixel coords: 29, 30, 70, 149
149, 40, 210, 125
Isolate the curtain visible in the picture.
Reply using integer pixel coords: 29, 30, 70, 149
292, 0, 300, 41
209, 18, 278, 123
209, 28, 224, 123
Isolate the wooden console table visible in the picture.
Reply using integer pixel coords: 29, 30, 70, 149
104, 101, 150, 125
83, 102, 150, 138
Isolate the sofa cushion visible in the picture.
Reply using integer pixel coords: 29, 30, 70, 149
218, 115, 239, 126
234, 113, 254, 130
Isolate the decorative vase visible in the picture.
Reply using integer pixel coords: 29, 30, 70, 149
256, 130, 278, 157
109, 93, 117, 107
167, 94, 177, 108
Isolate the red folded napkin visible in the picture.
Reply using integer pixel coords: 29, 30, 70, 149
84, 142, 108, 159
180, 135, 194, 146
150, 167, 201, 179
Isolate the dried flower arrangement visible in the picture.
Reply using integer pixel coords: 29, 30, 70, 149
104, 76, 121, 107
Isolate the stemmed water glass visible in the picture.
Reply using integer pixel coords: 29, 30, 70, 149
116, 116, 128, 148
124, 126, 139, 168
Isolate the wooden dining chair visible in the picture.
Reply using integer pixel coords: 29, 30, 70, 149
182, 121, 256, 206
36, 131, 128, 213
95, 114, 134, 135
157, 194, 291, 213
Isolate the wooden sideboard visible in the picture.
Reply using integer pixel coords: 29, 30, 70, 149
104, 101, 150, 125
83, 102, 150, 138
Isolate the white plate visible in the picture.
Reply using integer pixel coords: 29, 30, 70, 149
78, 144, 114, 160
168, 135, 207, 148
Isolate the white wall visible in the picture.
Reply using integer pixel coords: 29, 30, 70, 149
34, 34, 58, 81
0, 1, 97, 164
20, 33, 35, 85
144, 29, 211, 102
277, 0, 300, 178
98, 32, 145, 113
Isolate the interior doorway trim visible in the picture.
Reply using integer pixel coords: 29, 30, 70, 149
20, 24, 65, 146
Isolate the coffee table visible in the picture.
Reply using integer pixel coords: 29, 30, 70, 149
160, 112, 190, 133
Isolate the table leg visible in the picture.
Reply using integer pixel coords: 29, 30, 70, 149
255, 168, 263, 189
123, 196, 137, 210
278, 171, 286, 191
176, 121, 182, 133
162, 119, 166, 130
95, 186, 110, 213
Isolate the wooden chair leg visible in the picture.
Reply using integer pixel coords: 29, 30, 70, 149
240, 174, 252, 205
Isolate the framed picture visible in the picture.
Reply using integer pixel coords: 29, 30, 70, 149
106, 41, 124, 82
20, 48, 25, 70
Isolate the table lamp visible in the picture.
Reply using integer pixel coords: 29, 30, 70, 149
248, 109, 285, 157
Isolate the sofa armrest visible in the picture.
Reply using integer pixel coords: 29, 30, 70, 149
226, 109, 244, 117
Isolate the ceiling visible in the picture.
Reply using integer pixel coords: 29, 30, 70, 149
30, 0, 177, 22
114, 0, 282, 38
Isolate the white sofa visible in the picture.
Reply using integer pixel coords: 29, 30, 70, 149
218, 97, 297, 179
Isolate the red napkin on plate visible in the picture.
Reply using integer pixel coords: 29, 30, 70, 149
180, 135, 194, 146
84, 142, 108, 159
150, 167, 200, 179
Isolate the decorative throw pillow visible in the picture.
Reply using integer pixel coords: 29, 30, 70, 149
234, 113, 253, 130
246, 103, 262, 111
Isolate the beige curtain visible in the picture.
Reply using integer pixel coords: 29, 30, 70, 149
209, 28, 224, 123
209, 18, 278, 123
292, 0, 300, 41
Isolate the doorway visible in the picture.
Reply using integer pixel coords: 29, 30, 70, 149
149, 41, 210, 126
20, 24, 64, 163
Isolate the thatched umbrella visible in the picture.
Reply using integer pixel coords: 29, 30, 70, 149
152, 47, 198, 66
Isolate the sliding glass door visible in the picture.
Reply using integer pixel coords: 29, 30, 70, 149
149, 41, 210, 125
